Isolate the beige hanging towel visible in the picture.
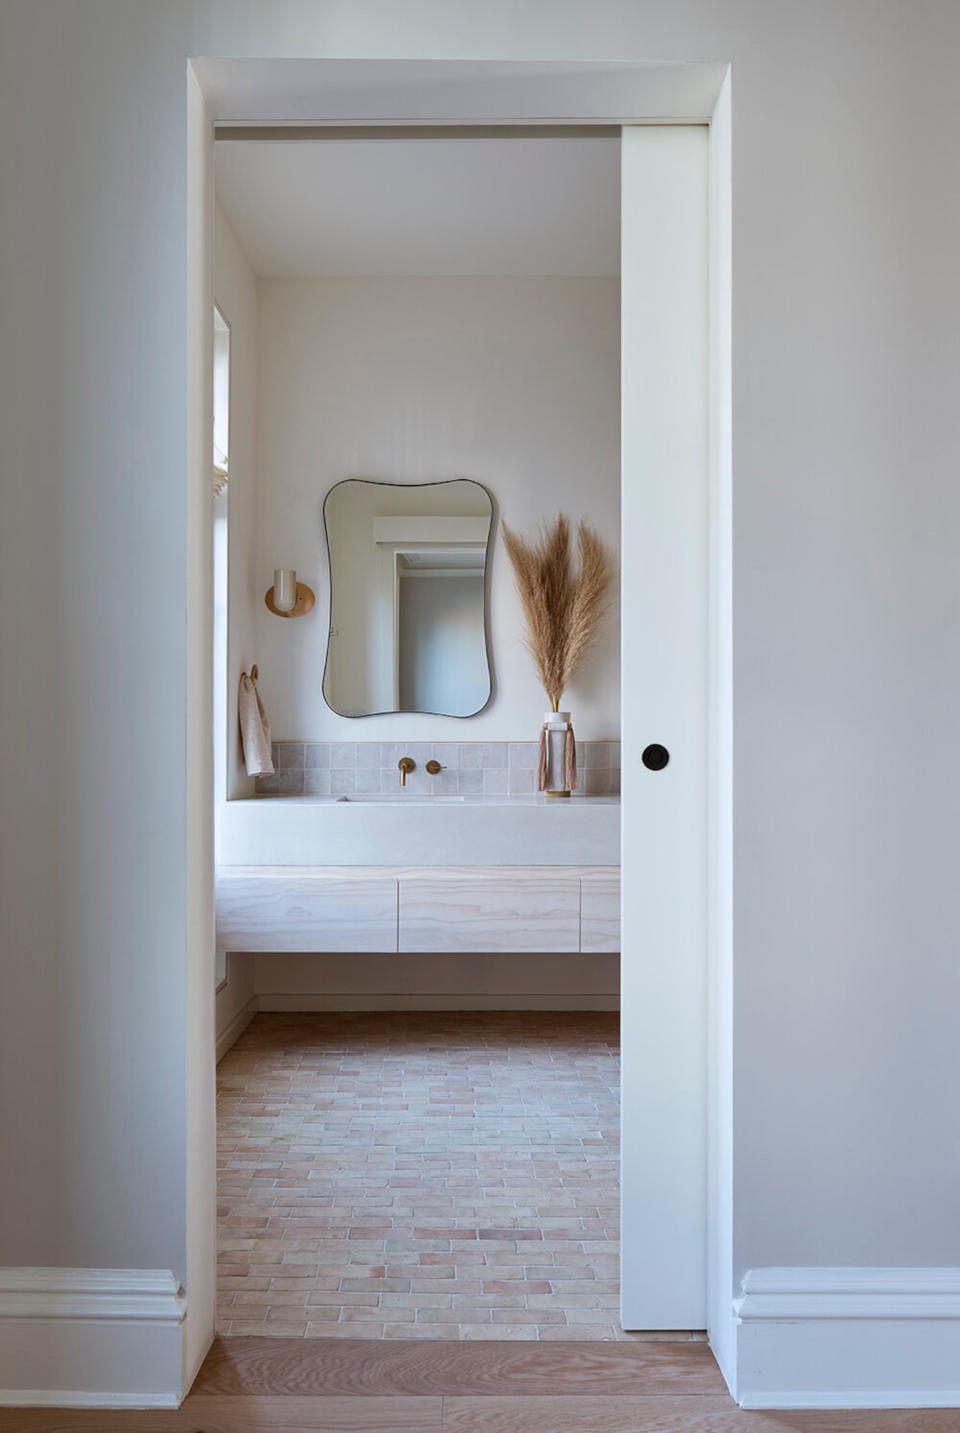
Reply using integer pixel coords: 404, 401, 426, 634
238, 670, 274, 776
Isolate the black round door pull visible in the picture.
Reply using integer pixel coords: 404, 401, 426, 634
642, 744, 670, 771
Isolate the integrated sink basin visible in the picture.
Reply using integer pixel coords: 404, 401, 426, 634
335, 794, 618, 805
337, 793, 467, 804
218, 793, 619, 866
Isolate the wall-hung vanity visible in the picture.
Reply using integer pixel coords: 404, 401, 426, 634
216, 790, 620, 954
216, 862, 620, 956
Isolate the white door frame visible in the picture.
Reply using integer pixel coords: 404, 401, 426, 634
186, 55, 733, 1372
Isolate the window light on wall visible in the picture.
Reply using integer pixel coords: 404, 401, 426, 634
213, 305, 230, 496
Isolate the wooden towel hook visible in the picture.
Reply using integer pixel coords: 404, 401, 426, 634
250, 665, 259, 682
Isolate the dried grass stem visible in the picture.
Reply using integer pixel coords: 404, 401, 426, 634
502, 513, 614, 711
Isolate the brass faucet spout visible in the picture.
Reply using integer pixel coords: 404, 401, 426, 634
397, 756, 415, 787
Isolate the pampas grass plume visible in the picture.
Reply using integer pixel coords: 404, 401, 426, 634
502, 513, 614, 711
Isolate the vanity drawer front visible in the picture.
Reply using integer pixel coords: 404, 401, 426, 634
580, 870, 621, 953
399, 872, 580, 954
216, 873, 398, 953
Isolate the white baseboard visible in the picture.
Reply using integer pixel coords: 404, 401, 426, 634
258, 992, 620, 1012
707, 1301, 738, 1403
0, 1389, 180, 1410
181, 1312, 214, 1408
0, 1268, 186, 1408
734, 1266, 960, 1409
215, 994, 258, 1061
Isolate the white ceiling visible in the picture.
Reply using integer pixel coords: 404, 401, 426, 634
214, 137, 620, 277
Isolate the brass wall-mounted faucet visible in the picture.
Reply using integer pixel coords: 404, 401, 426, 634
397, 756, 415, 787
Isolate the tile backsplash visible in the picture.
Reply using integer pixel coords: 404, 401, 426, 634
256, 741, 620, 797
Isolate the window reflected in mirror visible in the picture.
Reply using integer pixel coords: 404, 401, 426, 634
322, 478, 493, 718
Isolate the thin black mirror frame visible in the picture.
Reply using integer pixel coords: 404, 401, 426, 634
321, 477, 496, 719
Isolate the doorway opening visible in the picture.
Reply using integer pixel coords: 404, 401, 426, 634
212, 124, 631, 1342
188, 57, 731, 1379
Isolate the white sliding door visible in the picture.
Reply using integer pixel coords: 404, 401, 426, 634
620, 125, 709, 1329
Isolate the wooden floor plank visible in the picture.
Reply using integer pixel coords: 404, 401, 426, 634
2, 1397, 956, 1433
191, 1337, 727, 1398
441, 1396, 960, 1432
8, 1340, 953, 1432
0, 1394, 442, 1433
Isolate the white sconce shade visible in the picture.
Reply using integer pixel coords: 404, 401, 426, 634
273, 568, 297, 613
264, 568, 315, 619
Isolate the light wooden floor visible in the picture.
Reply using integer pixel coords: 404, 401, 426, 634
3, 1338, 958, 1431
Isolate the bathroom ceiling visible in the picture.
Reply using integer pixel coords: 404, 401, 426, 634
214, 137, 620, 277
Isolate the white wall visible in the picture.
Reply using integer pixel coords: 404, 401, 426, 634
1, 0, 959, 1400
0, 1, 192, 1278
253, 276, 621, 740
213, 204, 259, 803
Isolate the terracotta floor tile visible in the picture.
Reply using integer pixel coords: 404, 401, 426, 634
216, 1011, 654, 1341
383, 1323, 462, 1339
303, 1321, 385, 1338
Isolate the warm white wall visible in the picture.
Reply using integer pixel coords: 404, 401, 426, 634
0, 2, 192, 1277
2, 0, 959, 1379
213, 204, 258, 804
253, 276, 621, 740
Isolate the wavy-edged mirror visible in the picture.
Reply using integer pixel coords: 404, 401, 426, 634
322, 478, 493, 718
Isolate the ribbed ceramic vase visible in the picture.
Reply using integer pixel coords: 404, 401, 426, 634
542, 710, 574, 797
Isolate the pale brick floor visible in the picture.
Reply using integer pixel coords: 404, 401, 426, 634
217, 1011, 700, 1341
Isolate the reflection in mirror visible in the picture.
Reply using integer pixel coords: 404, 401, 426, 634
322, 479, 493, 718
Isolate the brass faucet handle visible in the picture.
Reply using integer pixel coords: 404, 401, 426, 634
397, 756, 415, 787
425, 759, 443, 775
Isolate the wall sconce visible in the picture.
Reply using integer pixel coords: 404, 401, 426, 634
264, 567, 315, 618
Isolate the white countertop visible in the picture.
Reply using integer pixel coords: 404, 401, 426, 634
218, 793, 620, 866
248, 793, 618, 806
